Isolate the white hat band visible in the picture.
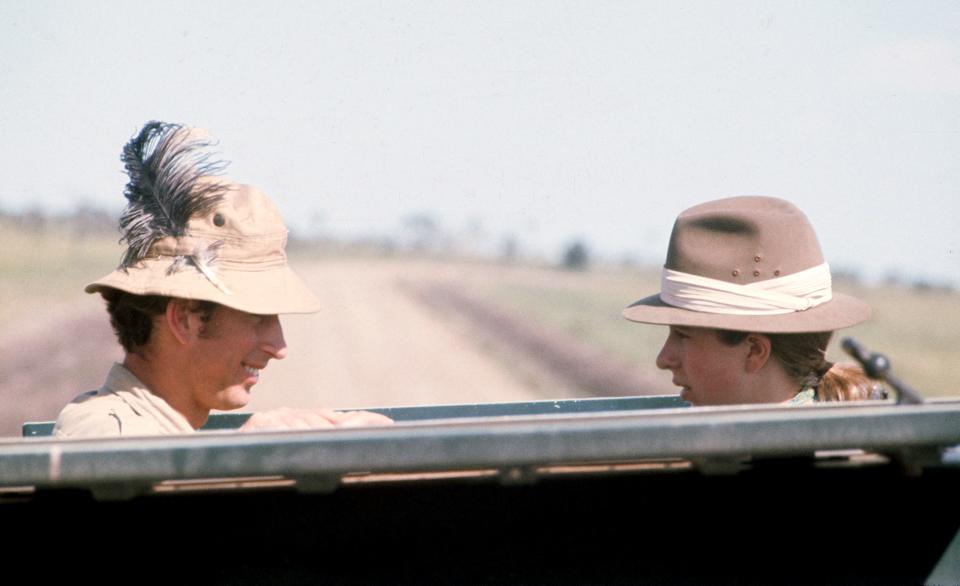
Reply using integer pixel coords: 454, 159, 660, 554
659, 263, 833, 316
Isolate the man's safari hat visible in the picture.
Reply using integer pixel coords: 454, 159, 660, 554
623, 196, 869, 333
86, 121, 321, 315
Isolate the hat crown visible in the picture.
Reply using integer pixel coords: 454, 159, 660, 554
188, 181, 286, 241
148, 182, 289, 268
665, 196, 824, 284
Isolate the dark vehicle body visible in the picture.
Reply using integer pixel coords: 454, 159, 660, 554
5, 394, 959, 585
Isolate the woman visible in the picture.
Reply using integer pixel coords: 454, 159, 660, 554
623, 196, 882, 406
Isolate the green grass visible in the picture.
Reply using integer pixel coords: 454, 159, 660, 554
466, 265, 960, 399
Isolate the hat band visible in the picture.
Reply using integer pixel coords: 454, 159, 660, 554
660, 263, 833, 316
149, 235, 287, 268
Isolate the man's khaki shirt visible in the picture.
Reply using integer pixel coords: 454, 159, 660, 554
54, 363, 195, 438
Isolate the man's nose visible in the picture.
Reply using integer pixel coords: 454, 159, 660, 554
261, 315, 288, 360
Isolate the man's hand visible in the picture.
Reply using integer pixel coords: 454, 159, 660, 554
239, 407, 394, 432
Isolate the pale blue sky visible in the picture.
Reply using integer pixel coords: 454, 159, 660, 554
1, 1, 959, 284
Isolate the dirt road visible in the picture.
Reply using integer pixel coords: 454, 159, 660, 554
244, 259, 548, 412
0, 302, 122, 437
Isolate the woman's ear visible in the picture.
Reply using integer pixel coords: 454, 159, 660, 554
744, 333, 772, 373
165, 299, 194, 345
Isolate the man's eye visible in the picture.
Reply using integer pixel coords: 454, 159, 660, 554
253, 314, 277, 327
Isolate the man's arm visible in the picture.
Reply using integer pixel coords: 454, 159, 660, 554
238, 407, 393, 432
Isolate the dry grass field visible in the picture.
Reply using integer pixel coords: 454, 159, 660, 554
1, 224, 957, 436
0, 221, 121, 324
457, 263, 960, 398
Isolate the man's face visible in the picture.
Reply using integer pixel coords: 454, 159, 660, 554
185, 305, 287, 412
655, 326, 750, 406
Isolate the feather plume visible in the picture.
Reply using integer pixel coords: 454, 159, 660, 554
166, 240, 234, 295
117, 121, 228, 269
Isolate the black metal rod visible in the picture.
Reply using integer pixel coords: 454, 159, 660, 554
841, 337, 924, 405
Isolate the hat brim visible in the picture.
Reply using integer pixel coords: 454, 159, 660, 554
86, 258, 321, 315
623, 292, 870, 333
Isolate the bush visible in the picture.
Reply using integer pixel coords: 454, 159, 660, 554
562, 240, 589, 271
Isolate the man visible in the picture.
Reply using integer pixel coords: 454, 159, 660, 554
55, 121, 390, 437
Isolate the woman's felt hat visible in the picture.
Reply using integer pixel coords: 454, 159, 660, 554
623, 196, 869, 333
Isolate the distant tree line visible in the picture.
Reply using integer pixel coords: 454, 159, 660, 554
0, 206, 117, 238
15, 207, 949, 291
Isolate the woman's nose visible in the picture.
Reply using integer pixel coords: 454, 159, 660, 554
655, 337, 677, 370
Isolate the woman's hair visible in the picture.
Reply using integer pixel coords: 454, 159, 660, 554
102, 289, 218, 353
716, 330, 885, 402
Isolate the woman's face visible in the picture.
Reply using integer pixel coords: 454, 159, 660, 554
655, 326, 751, 406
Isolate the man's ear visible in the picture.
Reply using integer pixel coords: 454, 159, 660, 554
744, 333, 772, 373
165, 299, 194, 345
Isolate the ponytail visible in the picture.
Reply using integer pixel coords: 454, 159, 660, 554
816, 362, 887, 402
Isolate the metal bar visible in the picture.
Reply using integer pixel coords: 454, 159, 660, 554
22, 394, 687, 436
369, 394, 686, 420
3, 401, 960, 489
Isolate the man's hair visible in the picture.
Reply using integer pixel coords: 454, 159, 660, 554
102, 289, 218, 353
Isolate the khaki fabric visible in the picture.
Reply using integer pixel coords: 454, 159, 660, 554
54, 363, 195, 438
87, 181, 321, 316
